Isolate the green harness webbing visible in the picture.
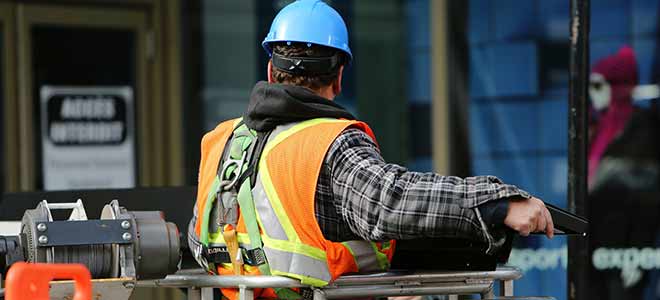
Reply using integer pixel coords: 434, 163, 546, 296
200, 177, 220, 247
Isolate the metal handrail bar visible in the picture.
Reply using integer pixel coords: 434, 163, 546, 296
138, 274, 308, 289
137, 267, 521, 289
320, 283, 493, 299
331, 267, 522, 286
137, 267, 522, 299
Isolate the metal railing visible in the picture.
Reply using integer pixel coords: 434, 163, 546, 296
137, 267, 524, 300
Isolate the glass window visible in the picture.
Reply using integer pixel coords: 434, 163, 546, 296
466, 1, 660, 299
200, 1, 258, 131
197, 0, 430, 167
405, 0, 432, 171
466, 1, 569, 298
587, 1, 660, 299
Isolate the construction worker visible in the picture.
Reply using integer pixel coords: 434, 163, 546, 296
188, 0, 554, 299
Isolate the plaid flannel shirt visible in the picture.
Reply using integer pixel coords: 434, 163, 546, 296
315, 128, 530, 253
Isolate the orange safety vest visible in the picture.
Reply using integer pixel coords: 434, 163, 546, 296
193, 118, 395, 299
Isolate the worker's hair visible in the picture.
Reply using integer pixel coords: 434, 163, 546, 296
271, 42, 345, 91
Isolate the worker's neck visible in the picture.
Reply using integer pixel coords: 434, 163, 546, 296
315, 86, 336, 101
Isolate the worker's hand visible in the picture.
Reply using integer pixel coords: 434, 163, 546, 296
503, 197, 554, 238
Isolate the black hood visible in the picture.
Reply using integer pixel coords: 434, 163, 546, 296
243, 81, 355, 132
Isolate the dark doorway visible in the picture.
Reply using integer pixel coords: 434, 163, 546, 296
31, 26, 137, 189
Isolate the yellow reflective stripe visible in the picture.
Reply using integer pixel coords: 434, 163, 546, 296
262, 118, 345, 153
371, 242, 390, 270
259, 118, 350, 243
261, 234, 326, 261
257, 166, 300, 242
209, 232, 250, 245
271, 269, 328, 287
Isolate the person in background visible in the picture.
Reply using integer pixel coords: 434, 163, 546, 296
587, 46, 660, 300
588, 46, 637, 185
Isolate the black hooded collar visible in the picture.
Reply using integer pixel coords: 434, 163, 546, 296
243, 81, 356, 132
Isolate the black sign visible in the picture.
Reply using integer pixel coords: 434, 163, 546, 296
46, 94, 128, 145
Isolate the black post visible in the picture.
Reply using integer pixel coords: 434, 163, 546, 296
567, 0, 589, 299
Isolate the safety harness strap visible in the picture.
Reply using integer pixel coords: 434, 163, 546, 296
200, 176, 220, 247
237, 178, 272, 276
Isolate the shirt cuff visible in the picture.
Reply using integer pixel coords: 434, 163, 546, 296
478, 199, 510, 227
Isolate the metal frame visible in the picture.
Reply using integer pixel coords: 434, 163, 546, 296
430, 0, 450, 174
0, 2, 19, 192
138, 267, 522, 300
567, 0, 589, 299
159, 0, 185, 185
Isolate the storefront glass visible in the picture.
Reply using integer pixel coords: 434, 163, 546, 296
586, 1, 660, 299
198, 0, 432, 168
466, 0, 660, 299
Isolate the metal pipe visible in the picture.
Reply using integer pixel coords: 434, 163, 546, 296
567, 0, 590, 299
137, 274, 307, 289
137, 268, 522, 299
332, 267, 521, 286
137, 267, 522, 289
320, 283, 492, 299
500, 279, 514, 297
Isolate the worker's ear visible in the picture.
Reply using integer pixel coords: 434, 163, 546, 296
332, 65, 344, 96
267, 60, 275, 83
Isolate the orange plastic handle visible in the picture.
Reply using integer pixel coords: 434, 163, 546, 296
5, 262, 92, 300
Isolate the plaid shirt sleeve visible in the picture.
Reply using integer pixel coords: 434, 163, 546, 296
326, 128, 531, 252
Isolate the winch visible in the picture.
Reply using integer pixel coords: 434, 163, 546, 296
0, 199, 180, 280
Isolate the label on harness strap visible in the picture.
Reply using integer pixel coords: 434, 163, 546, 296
205, 246, 231, 264
204, 246, 268, 266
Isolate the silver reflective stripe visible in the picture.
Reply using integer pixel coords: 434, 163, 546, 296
264, 246, 332, 284
266, 123, 298, 147
251, 121, 300, 242
252, 176, 288, 240
342, 240, 381, 272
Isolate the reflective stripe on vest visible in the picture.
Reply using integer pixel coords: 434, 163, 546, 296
198, 118, 394, 287
341, 241, 383, 273
264, 246, 331, 286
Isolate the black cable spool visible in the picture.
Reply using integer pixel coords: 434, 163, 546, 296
20, 205, 115, 278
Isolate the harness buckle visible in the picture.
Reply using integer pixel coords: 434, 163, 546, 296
218, 150, 248, 191
243, 248, 267, 266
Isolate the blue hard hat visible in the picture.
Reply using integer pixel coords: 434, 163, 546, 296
262, 0, 353, 62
